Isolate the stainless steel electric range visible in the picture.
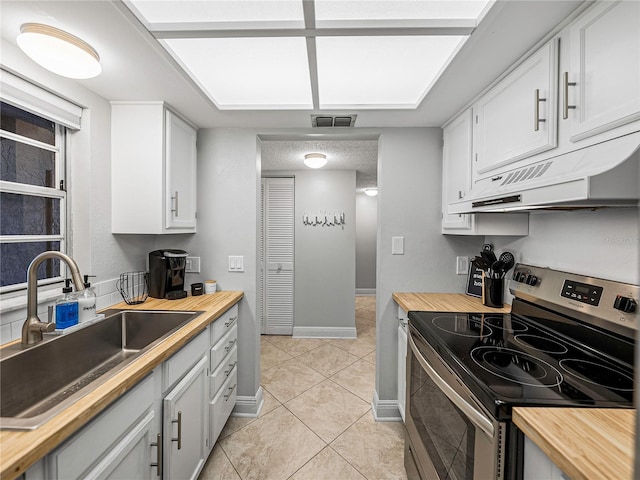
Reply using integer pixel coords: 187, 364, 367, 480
404, 263, 638, 480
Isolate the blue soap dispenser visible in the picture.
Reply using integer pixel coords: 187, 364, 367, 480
55, 279, 79, 329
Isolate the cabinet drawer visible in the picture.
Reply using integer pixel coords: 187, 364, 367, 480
163, 329, 208, 392
211, 304, 238, 345
210, 345, 238, 399
47, 374, 154, 479
210, 324, 237, 372
209, 369, 237, 445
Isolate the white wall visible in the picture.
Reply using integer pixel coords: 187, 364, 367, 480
375, 128, 485, 417
0, 41, 156, 341
293, 169, 356, 336
487, 208, 640, 289
356, 192, 377, 292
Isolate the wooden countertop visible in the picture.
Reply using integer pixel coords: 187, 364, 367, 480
392, 293, 635, 480
513, 407, 636, 480
0, 291, 243, 480
393, 292, 511, 313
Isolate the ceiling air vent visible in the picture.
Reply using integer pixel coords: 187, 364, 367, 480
311, 114, 357, 127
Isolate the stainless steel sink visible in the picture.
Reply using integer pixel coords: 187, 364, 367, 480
0, 310, 201, 430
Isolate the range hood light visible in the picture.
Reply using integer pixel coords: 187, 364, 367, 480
304, 153, 327, 169
17, 23, 102, 79
364, 188, 378, 197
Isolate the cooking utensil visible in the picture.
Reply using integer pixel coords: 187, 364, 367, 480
499, 252, 515, 273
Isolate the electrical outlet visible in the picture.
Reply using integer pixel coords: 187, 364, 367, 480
185, 256, 201, 273
456, 256, 469, 275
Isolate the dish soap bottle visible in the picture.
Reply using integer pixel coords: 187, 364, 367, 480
55, 279, 78, 329
77, 274, 97, 323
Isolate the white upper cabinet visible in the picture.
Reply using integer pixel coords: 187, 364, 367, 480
111, 102, 197, 234
442, 109, 529, 235
442, 109, 473, 231
563, 0, 640, 142
473, 40, 559, 180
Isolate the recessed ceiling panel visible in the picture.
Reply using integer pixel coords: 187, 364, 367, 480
316, 35, 464, 108
315, 0, 492, 26
164, 37, 313, 109
129, 0, 305, 28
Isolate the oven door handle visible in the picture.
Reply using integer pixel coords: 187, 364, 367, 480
409, 335, 495, 438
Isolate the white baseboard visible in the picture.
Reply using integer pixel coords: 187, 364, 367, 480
371, 389, 402, 422
356, 288, 376, 296
232, 386, 264, 418
292, 326, 357, 339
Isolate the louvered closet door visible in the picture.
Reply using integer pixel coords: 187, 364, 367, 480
262, 177, 294, 335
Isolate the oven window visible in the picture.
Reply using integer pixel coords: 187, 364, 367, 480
409, 352, 475, 479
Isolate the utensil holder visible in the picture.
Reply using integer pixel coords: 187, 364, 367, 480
482, 276, 504, 308
116, 271, 149, 305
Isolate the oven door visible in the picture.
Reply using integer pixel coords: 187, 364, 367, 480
405, 327, 505, 480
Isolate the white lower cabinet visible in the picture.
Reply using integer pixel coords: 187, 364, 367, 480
163, 356, 209, 480
523, 436, 568, 480
32, 303, 240, 480
47, 375, 155, 480
397, 306, 408, 422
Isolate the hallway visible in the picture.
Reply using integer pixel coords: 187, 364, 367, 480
198, 296, 407, 480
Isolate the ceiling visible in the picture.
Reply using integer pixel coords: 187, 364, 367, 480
0, 1, 584, 187
124, 0, 491, 111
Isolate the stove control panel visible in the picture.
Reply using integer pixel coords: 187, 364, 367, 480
510, 263, 639, 338
561, 280, 603, 306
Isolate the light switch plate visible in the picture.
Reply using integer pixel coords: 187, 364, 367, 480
392, 236, 405, 255
456, 256, 469, 275
228, 255, 245, 272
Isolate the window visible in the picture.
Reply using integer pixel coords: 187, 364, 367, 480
0, 101, 66, 291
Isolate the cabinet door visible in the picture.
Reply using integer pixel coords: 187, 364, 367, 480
163, 356, 208, 480
474, 40, 558, 178
397, 320, 407, 422
85, 412, 155, 480
566, 0, 640, 142
442, 109, 473, 231
165, 110, 197, 230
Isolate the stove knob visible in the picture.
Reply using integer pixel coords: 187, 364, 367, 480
525, 275, 538, 286
514, 272, 525, 282
614, 295, 637, 313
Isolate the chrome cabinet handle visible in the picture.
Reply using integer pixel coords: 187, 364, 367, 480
563, 72, 577, 119
150, 433, 163, 477
171, 191, 179, 217
225, 338, 237, 353
171, 411, 182, 449
225, 361, 238, 377
534, 89, 547, 131
409, 334, 494, 438
224, 383, 237, 401
225, 316, 237, 328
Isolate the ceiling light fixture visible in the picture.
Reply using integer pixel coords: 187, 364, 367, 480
17, 23, 102, 79
304, 153, 327, 169
364, 188, 379, 197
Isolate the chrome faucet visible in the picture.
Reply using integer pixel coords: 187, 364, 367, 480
22, 251, 86, 346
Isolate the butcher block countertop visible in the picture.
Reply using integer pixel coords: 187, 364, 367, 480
393, 292, 636, 480
0, 291, 243, 480
392, 292, 511, 313
513, 407, 636, 480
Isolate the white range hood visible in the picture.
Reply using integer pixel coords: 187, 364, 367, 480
449, 132, 640, 213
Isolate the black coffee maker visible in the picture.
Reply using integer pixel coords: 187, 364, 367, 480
148, 249, 188, 300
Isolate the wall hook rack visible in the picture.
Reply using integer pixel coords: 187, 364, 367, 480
302, 211, 345, 227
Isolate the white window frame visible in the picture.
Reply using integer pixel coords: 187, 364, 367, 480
0, 104, 69, 294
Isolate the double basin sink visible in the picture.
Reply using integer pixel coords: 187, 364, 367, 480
0, 309, 202, 430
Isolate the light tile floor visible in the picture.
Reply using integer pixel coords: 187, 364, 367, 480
199, 296, 408, 480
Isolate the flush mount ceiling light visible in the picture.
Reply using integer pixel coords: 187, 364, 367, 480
364, 188, 379, 197
304, 153, 327, 169
17, 23, 102, 79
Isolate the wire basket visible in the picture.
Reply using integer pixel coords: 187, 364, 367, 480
116, 271, 149, 305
